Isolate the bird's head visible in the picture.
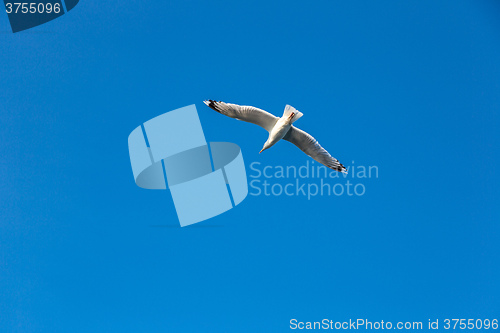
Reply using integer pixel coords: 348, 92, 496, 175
259, 142, 270, 154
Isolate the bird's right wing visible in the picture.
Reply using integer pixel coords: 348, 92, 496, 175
283, 126, 347, 173
204, 100, 278, 132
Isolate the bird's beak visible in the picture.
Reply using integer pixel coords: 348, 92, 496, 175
259, 149, 264, 154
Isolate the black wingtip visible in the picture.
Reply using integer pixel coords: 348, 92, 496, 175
204, 99, 222, 113
330, 163, 347, 173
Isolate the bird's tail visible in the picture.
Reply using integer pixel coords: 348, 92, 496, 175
283, 105, 303, 124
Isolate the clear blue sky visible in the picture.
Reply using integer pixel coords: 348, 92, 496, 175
1, 1, 499, 332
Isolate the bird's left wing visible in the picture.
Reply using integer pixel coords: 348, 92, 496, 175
204, 100, 278, 132
283, 126, 347, 173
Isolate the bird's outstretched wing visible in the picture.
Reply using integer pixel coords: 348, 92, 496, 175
204, 100, 278, 132
284, 126, 347, 173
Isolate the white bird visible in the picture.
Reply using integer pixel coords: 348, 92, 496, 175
204, 100, 347, 173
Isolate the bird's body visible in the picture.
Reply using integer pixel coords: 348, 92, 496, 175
261, 105, 303, 153
265, 118, 291, 150
204, 100, 346, 173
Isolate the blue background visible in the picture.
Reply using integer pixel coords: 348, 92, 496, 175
1, 1, 499, 332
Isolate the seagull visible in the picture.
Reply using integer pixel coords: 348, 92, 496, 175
204, 100, 347, 173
